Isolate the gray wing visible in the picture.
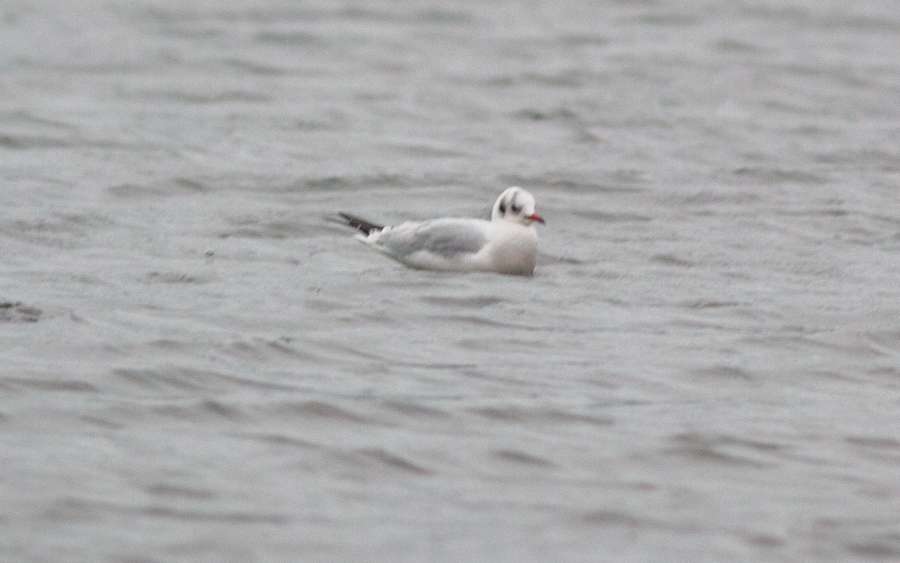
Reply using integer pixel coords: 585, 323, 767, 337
379, 218, 489, 260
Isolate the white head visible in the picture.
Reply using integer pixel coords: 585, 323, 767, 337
491, 187, 545, 226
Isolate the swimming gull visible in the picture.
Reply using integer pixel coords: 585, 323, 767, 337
332, 187, 545, 276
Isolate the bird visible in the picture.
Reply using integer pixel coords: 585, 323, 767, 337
332, 187, 545, 276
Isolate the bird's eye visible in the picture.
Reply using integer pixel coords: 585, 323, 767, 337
498, 203, 506, 213
511, 204, 521, 213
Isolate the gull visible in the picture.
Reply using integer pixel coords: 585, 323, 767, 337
333, 187, 545, 275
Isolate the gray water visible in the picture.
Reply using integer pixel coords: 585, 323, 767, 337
3, 0, 900, 561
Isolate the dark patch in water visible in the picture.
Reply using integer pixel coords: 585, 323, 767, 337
744, 533, 785, 547
420, 295, 503, 308
513, 108, 580, 122
172, 177, 212, 193
3, 377, 96, 393
493, 449, 555, 468
290, 173, 409, 192
666, 433, 784, 468
733, 166, 826, 184
233, 432, 320, 450
580, 509, 646, 527
0, 134, 70, 149
846, 436, 900, 449
0, 301, 41, 323
650, 253, 696, 267
413, 9, 476, 25
847, 535, 900, 559
682, 300, 741, 309
256, 31, 322, 45
381, 400, 452, 419
146, 272, 203, 284
713, 38, 766, 54
145, 483, 217, 500
202, 399, 244, 419
693, 365, 756, 381
469, 406, 613, 426
359, 448, 432, 475
135, 89, 271, 104
140, 505, 289, 524
273, 400, 374, 424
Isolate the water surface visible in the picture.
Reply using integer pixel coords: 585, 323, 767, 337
3, 0, 900, 561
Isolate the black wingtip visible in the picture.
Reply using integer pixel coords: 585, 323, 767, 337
332, 213, 385, 235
